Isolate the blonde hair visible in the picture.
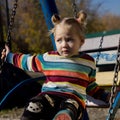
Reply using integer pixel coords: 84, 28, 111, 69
50, 10, 87, 39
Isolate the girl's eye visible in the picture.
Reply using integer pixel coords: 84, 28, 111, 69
66, 38, 74, 42
56, 39, 62, 43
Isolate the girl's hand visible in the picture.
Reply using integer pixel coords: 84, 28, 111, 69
1, 45, 10, 60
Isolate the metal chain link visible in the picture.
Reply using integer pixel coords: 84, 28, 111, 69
0, 57, 4, 73
96, 35, 104, 66
71, 0, 103, 65
107, 37, 120, 120
0, 0, 18, 72
6, 0, 18, 48
71, 0, 78, 18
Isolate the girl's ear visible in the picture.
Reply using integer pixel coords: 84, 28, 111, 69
77, 10, 87, 25
51, 14, 61, 25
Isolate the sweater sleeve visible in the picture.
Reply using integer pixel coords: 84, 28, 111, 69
86, 69, 110, 103
6, 52, 42, 72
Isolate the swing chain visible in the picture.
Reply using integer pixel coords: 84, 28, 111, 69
96, 34, 104, 65
6, 0, 18, 48
107, 37, 120, 120
0, 0, 18, 72
71, 0, 78, 18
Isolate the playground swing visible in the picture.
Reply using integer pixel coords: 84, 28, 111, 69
86, 35, 120, 120
106, 38, 120, 120
0, 0, 120, 120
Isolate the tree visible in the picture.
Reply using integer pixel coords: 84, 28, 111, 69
101, 13, 120, 31
1, 0, 120, 53
9, 0, 53, 53
56, 0, 106, 33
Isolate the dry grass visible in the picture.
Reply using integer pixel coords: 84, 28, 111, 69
0, 107, 120, 120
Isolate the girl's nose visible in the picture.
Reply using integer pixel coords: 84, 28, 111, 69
62, 41, 68, 47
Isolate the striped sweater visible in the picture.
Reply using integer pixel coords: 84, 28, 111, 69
6, 51, 108, 108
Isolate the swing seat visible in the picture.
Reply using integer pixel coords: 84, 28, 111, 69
0, 63, 43, 110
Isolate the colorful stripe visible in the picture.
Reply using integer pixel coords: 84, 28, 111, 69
6, 51, 107, 107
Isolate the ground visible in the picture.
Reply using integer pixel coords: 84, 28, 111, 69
0, 107, 120, 120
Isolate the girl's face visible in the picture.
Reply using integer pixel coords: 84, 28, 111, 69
54, 24, 84, 57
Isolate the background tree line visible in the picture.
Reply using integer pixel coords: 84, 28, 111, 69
0, 0, 120, 54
